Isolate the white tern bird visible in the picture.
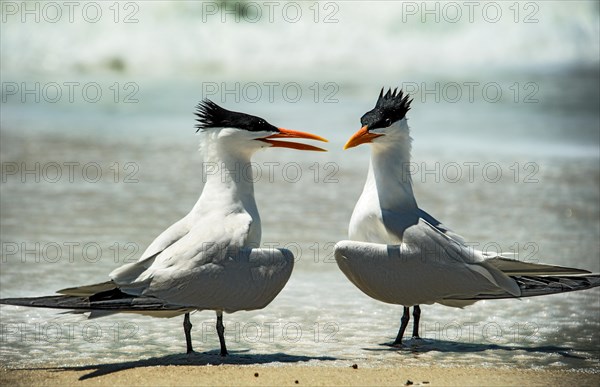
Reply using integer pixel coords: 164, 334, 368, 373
1, 99, 328, 356
335, 88, 599, 346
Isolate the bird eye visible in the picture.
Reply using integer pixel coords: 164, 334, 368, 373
384, 118, 392, 127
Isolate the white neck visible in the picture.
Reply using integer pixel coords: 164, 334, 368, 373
190, 133, 261, 244
349, 119, 418, 243
368, 135, 417, 211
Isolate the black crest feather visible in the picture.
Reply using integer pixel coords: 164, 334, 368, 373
194, 99, 278, 133
361, 88, 413, 130
195, 99, 229, 132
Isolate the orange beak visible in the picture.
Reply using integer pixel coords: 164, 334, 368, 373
343, 126, 383, 150
261, 128, 328, 152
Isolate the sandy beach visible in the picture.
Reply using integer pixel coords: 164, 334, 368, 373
1, 364, 599, 386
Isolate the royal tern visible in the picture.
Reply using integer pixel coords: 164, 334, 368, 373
1, 99, 328, 356
335, 88, 599, 346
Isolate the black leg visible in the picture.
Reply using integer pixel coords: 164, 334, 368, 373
216, 311, 228, 356
412, 305, 421, 339
393, 306, 410, 346
183, 312, 193, 354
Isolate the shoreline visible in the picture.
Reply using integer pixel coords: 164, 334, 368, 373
2, 364, 599, 386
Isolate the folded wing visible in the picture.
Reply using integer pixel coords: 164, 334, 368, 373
335, 220, 599, 308
3, 248, 294, 316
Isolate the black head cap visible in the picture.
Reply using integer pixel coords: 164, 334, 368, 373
195, 99, 279, 133
360, 88, 412, 130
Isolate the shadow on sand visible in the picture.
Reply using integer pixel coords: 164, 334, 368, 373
18, 340, 592, 380
26, 351, 338, 380
365, 338, 587, 360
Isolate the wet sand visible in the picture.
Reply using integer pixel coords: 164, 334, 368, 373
1, 364, 598, 386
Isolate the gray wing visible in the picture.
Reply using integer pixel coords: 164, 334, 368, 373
335, 217, 599, 308
334, 222, 520, 308
417, 208, 467, 244
111, 235, 294, 313
146, 247, 295, 313
14, 247, 294, 316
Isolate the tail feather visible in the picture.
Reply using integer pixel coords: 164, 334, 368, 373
2, 295, 92, 310
514, 274, 600, 298
1, 291, 192, 318
486, 257, 591, 275
57, 281, 117, 296
448, 274, 600, 301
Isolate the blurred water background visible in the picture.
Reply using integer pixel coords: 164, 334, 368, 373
1, 1, 599, 371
